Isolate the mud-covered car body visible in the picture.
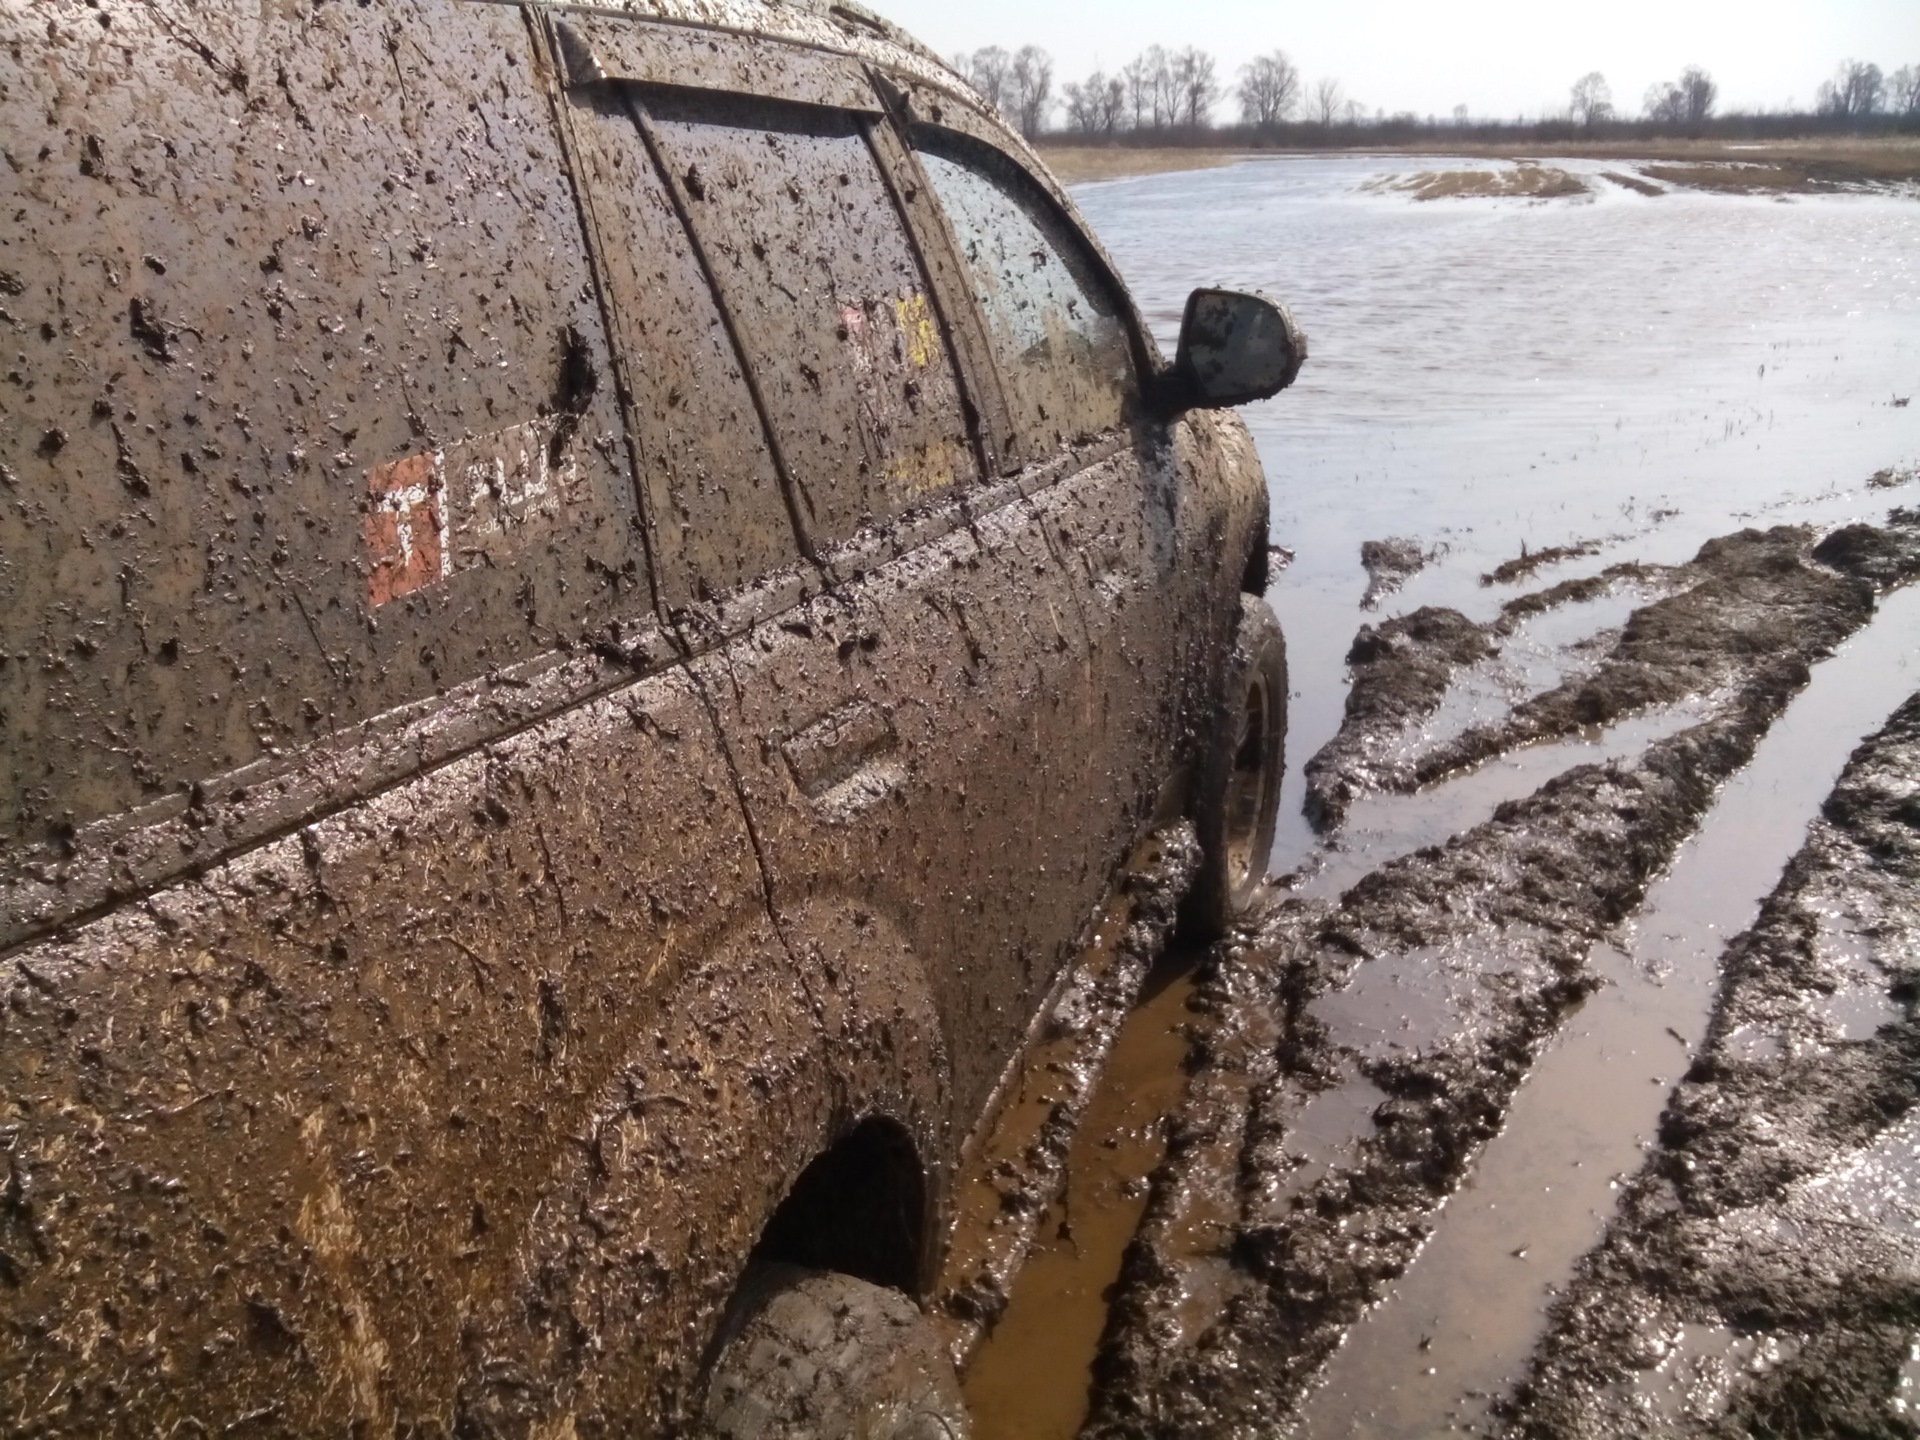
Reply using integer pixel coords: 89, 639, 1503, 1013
0, 2, 1273, 1433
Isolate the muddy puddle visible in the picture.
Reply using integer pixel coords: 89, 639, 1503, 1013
956, 158, 1919, 1437
1075, 153, 1919, 876
965, 954, 1202, 1440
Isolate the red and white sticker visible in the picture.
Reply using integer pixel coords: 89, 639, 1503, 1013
363, 419, 578, 607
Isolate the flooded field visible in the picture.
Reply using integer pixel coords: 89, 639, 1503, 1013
965, 155, 1920, 1436
1080, 152, 1918, 872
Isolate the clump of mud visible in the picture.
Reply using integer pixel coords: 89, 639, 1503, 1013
1500, 690, 1920, 1439
1081, 519, 1919, 1439
1481, 538, 1604, 587
1368, 165, 1589, 202
1359, 537, 1433, 610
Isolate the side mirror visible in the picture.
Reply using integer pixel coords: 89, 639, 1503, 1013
1171, 289, 1307, 411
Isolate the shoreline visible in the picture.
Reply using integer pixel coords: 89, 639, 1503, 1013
1039, 135, 1920, 189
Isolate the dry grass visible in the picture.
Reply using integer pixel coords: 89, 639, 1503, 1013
1038, 137, 1920, 196
1639, 155, 1920, 194
1368, 163, 1588, 202
1034, 146, 1248, 184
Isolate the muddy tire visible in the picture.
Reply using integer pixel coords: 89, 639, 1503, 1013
704, 1266, 970, 1440
1186, 594, 1288, 940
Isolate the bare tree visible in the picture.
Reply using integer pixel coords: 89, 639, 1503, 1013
1063, 76, 1100, 136
1452, 103, 1470, 126
1644, 65, 1715, 124
1311, 76, 1344, 127
1009, 46, 1054, 139
1679, 65, 1717, 122
1893, 65, 1920, 118
957, 47, 1012, 114
1569, 71, 1613, 127
1818, 59, 1885, 117
1171, 47, 1221, 129
1098, 74, 1128, 134
1063, 70, 1127, 137
1238, 50, 1301, 128
1123, 46, 1174, 129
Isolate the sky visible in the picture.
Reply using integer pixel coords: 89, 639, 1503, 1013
865, 0, 1919, 121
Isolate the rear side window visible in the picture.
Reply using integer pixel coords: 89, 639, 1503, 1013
914, 136, 1135, 453
643, 93, 977, 546
565, 88, 794, 606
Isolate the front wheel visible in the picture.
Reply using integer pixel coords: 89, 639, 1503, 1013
1186, 594, 1288, 940
704, 1266, 970, 1440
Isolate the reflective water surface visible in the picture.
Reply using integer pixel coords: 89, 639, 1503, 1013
965, 157, 1920, 1440
1076, 154, 1920, 874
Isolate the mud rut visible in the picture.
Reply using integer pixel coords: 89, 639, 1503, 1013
962, 512, 1920, 1438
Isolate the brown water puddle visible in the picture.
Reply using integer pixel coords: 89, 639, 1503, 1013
964, 954, 1201, 1440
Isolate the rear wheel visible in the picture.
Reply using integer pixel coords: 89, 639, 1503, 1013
1186, 594, 1288, 940
704, 1266, 970, 1440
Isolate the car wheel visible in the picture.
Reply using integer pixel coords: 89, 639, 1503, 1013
1186, 594, 1288, 940
704, 1266, 971, 1440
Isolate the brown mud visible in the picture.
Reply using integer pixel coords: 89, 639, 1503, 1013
1359, 538, 1435, 610
1304, 523, 1920, 831
1070, 516, 1920, 1438
1366, 165, 1589, 203
1499, 689, 1920, 1438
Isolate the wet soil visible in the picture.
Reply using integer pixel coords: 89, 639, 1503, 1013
1303, 523, 1913, 831
1498, 687, 1920, 1439
1359, 538, 1434, 610
1069, 516, 1920, 1438
1367, 166, 1590, 203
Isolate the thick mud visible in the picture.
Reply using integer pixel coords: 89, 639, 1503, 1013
1303, 521, 1918, 832
1072, 516, 1920, 1438
1499, 687, 1920, 1439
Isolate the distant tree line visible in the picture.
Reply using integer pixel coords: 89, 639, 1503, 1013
951, 46, 1920, 145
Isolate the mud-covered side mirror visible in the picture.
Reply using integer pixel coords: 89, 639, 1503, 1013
1169, 289, 1307, 411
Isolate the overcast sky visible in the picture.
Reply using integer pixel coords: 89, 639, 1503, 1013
867, 0, 1919, 120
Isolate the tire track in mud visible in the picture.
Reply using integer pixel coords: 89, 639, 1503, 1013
1080, 517, 1920, 1439
1301, 577, 1920, 1438
1498, 685, 1920, 1439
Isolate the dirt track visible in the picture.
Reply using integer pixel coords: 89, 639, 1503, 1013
1067, 515, 1920, 1437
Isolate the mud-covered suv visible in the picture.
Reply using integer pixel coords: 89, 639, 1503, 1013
0, 3, 1300, 1434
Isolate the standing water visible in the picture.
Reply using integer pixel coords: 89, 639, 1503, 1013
1075, 154, 1920, 874
963, 155, 1920, 1439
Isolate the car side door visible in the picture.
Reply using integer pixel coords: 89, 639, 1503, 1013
543, 19, 1114, 1210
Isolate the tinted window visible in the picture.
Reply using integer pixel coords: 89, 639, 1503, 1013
569, 89, 795, 605
915, 137, 1135, 452
644, 94, 977, 546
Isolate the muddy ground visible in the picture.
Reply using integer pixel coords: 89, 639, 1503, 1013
1064, 514, 1920, 1437
1501, 690, 1920, 1438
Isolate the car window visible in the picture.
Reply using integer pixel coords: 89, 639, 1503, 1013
912, 134, 1135, 453
568, 89, 795, 605
643, 93, 978, 547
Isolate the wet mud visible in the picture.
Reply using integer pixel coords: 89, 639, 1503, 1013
1303, 523, 1915, 832
1074, 516, 1920, 1438
1500, 688, 1920, 1439
1359, 538, 1434, 610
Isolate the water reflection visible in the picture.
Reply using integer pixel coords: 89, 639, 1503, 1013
1075, 156, 1920, 874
